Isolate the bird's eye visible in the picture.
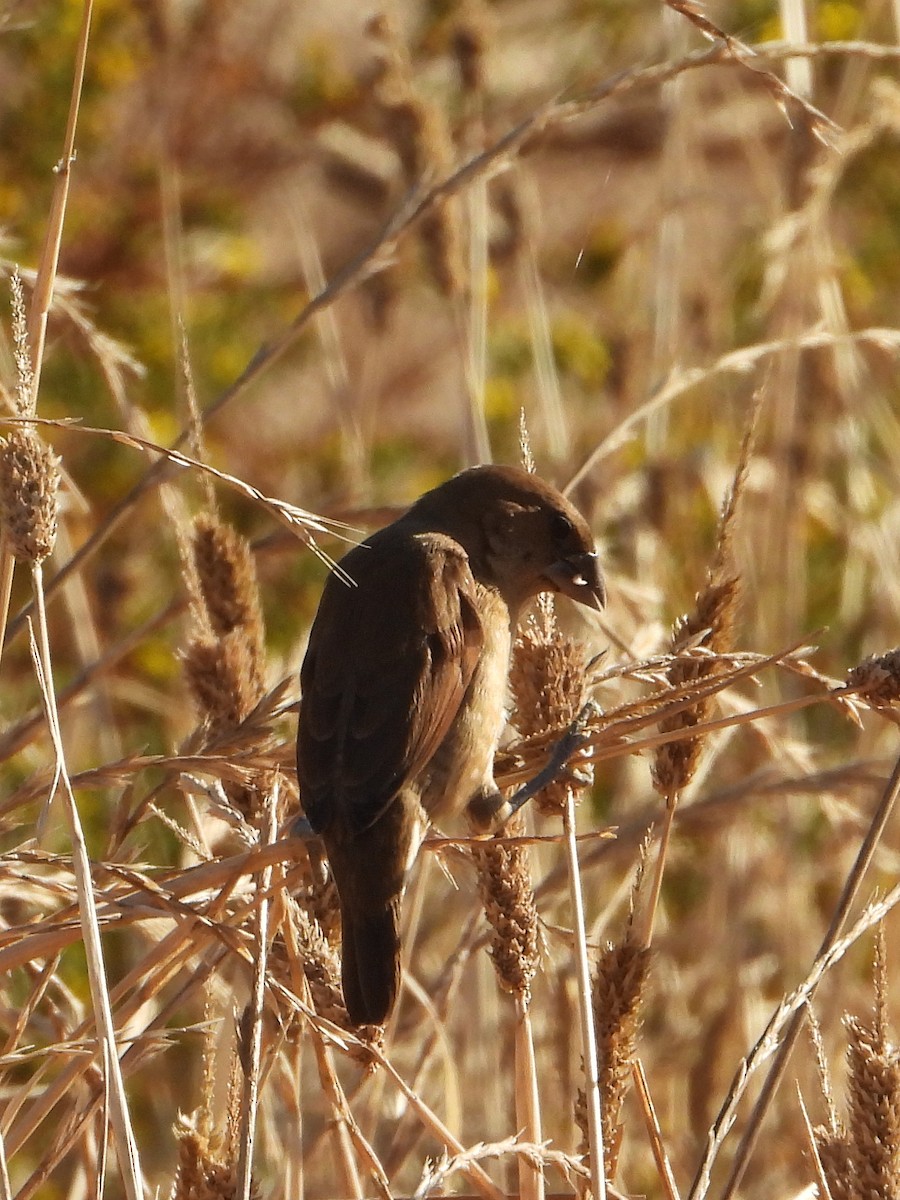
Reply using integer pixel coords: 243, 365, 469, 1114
551, 513, 573, 541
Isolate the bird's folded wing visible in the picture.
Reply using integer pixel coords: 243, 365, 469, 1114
297, 530, 484, 835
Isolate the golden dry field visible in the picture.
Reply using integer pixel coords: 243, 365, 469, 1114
2, 1, 900, 1197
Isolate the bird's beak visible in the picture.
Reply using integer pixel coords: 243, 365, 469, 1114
543, 551, 606, 612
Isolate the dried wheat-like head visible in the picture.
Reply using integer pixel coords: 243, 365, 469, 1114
811, 1129, 852, 1200
843, 1012, 900, 1195
367, 10, 464, 297
472, 810, 540, 1003
575, 919, 651, 1179
277, 894, 348, 1029
192, 514, 264, 639
451, 1, 488, 95
653, 392, 760, 801
184, 632, 259, 736
181, 513, 270, 820
652, 576, 740, 798
845, 648, 900, 709
0, 427, 60, 564
810, 1002, 853, 1200
812, 932, 900, 1200
171, 1114, 260, 1200
509, 595, 591, 816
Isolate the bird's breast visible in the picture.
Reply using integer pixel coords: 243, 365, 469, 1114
419, 588, 511, 822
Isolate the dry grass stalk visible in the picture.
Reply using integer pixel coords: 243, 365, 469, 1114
692, 885, 900, 1200
631, 1059, 681, 1200
26, 589, 144, 1199
235, 784, 278, 1200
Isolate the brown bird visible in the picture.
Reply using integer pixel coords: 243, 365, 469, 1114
296, 464, 605, 1026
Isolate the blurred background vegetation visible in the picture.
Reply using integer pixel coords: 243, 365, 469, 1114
3, 0, 900, 1196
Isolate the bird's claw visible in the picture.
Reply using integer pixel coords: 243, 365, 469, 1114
484, 700, 598, 829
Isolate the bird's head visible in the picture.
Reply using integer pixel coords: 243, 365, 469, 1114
411, 464, 606, 615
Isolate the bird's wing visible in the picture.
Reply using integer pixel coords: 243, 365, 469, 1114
297, 529, 485, 835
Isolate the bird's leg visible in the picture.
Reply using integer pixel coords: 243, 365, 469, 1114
467, 702, 598, 833
289, 815, 329, 887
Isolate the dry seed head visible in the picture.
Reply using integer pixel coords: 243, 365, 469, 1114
472, 811, 540, 1002
811, 1128, 852, 1200
367, 21, 464, 298
653, 396, 755, 799
171, 1116, 260, 1200
0, 427, 60, 563
652, 575, 740, 798
452, 3, 488, 95
510, 598, 590, 815
845, 649, 900, 708
844, 1013, 900, 1195
583, 932, 651, 1178
10, 270, 35, 415
191, 514, 266, 686
183, 632, 265, 819
184, 631, 258, 733
282, 896, 348, 1028
420, 205, 465, 298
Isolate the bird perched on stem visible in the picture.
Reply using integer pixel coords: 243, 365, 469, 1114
296, 464, 605, 1026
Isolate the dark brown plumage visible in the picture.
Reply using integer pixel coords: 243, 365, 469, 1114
296, 464, 605, 1026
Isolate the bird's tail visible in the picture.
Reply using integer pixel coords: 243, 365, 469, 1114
340, 898, 402, 1026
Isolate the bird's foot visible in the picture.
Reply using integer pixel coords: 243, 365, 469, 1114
468, 702, 598, 833
290, 815, 321, 840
